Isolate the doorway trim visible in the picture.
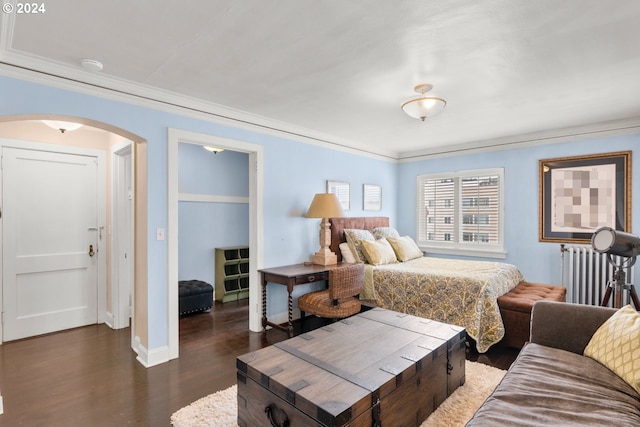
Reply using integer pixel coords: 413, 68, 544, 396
167, 128, 263, 360
110, 141, 134, 330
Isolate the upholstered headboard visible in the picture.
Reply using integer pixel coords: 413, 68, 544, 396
329, 217, 389, 262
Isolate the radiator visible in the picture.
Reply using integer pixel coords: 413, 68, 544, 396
561, 244, 636, 306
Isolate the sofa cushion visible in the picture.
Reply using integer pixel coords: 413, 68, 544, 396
467, 342, 640, 426
584, 304, 640, 394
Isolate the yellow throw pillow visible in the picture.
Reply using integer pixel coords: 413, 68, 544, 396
361, 238, 397, 265
387, 236, 423, 262
584, 305, 640, 394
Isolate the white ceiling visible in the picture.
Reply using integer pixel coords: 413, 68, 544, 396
1, 0, 640, 159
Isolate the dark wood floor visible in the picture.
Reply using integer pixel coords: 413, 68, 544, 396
0, 300, 519, 426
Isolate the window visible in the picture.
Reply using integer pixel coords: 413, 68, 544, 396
416, 168, 505, 258
463, 214, 491, 225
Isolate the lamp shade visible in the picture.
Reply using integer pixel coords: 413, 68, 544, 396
306, 193, 344, 218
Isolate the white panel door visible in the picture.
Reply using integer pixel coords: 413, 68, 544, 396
2, 147, 98, 341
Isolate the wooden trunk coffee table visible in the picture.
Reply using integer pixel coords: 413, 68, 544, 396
237, 308, 466, 427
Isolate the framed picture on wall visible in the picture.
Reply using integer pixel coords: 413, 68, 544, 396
539, 151, 632, 243
327, 180, 350, 211
363, 184, 382, 211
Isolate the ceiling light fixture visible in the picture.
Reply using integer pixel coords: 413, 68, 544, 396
41, 120, 83, 133
401, 84, 446, 122
203, 146, 224, 154
80, 58, 104, 72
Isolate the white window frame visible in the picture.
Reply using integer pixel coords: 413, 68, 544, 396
416, 168, 506, 259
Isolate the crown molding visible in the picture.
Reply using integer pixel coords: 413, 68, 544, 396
4, 53, 638, 165
5, 46, 639, 165
398, 117, 640, 162
0, 50, 398, 162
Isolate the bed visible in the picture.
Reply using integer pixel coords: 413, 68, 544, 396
329, 217, 524, 353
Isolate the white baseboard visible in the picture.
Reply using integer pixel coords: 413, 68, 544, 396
104, 311, 115, 329
0, 394, 4, 414
133, 336, 170, 368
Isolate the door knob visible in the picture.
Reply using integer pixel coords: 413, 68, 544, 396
89, 244, 95, 257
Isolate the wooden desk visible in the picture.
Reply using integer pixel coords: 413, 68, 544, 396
259, 263, 335, 337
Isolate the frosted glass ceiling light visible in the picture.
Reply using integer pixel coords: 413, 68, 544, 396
401, 84, 446, 122
41, 120, 83, 133
203, 146, 224, 154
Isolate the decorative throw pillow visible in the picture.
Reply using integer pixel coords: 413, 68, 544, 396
371, 227, 400, 240
339, 242, 356, 264
360, 238, 398, 265
584, 304, 640, 394
343, 229, 375, 263
386, 236, 423, 262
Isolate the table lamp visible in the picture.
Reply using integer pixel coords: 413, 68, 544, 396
306, 193, 344, 265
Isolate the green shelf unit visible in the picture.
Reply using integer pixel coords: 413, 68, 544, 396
215, 246, 250, 303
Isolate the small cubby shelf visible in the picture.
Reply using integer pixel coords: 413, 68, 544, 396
215, 246, 250, 303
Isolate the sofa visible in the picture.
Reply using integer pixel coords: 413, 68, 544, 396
467, 301, 640, 426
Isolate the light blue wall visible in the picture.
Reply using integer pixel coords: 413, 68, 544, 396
0, 75, 398, 348
178, 142, 249, 196
178, 143, 249, 286
261, 138, 398, 316
5, 74, 637, 348
397, 134, 639, 289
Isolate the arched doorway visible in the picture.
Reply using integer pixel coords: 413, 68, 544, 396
0, 115, 148, 354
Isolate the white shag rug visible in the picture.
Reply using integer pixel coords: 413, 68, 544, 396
171, 360, 505, 427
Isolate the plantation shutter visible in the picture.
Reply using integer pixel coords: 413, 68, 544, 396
416, 169, 504, 256
460, 174, 500, 245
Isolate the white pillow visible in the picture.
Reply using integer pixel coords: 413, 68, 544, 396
339, 242, 356, 263
371, 227, 400, 240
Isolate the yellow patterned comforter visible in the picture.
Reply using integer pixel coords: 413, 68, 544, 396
361, 257, 524, 353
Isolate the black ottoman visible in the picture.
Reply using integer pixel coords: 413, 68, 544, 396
179, 280, 213, 315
